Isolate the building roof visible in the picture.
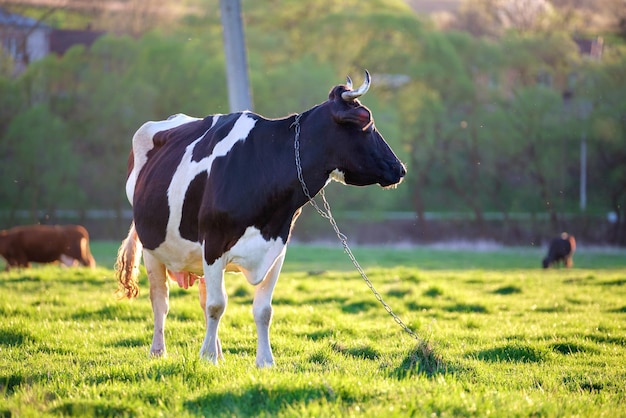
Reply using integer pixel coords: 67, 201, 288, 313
0, 7, 50, 29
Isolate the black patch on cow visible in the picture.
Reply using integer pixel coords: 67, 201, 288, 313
179, 171, 207, 242
197, 120, 304, 265
134, 117, 215, 250
191, 113, 245, 163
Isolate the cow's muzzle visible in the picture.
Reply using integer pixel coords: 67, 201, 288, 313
379, 161, 406, 189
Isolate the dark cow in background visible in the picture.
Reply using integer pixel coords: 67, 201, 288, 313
0, 225, 96, 270
115, 71, 406, 367
542, 232, 576, 268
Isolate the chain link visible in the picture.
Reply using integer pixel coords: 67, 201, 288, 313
291, 113, 421, 342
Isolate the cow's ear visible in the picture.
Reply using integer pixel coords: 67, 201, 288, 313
328, 85, 347, 101
332, 106, 372, 130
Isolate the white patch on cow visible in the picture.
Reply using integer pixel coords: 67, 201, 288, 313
329, 168, 346, 185
126, 113, 206, 204
224, 226, 286, 285
146, 239, 204, 274
146, 112, 258, 274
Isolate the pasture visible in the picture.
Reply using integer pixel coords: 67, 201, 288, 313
1, 242, 625, 417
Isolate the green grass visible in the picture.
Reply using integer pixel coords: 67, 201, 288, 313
1, 242, 625, 417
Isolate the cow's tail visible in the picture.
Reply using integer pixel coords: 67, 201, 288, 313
115, 221, 143, 299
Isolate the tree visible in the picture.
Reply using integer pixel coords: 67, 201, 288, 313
0, 104, 82, 221
499, 85, 579, 227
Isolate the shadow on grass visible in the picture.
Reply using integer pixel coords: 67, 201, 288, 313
108, 337, 146, 348
550, 341, 598, 355
0, 328, 36, 346
492, 285, 522, 295
341, 299, 378, 314
444, 303, 489, 314
406, 301, 434, 311
563, 276, 595, 285
71, 304, 147, 321
0, 275, 42, 284
0, 373, 24, 395
562, 374, 606, 393
596, 278, 626, 287
472, 343, 548, 363
387, 288, 413, 298
330, 341, 381, 360
53, 401, 136, 417
1, 371, 61, 395
305, 296, 349, 305
586, 333, 626, 346
306, 328, 335, 341
188, 383, 336, 416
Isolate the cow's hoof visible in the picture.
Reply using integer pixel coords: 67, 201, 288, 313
199, 348, 221, 364
199, 353, 220, 364
255, 358, 274, 368
149, 348, 166, 358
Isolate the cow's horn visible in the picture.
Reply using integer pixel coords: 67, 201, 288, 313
345, 76, 353, 90
341, 70, 371, 102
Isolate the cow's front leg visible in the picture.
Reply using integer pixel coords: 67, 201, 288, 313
198, 278, 207, 327
199, 262, 226, 363
144, 251, 169, 357
253, 253, 285, 368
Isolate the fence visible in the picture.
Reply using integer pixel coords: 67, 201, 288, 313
0, 209, 621, 246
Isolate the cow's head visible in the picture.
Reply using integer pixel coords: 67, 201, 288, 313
316, 71, 406, 188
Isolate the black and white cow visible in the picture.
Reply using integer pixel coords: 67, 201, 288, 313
115, 71, 406, 367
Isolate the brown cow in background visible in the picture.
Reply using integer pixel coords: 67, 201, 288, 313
0, 225, 96, 270
542, 232, 576, 268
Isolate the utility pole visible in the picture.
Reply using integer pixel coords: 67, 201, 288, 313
579, 100, 592, 211
219, 0, 252, 112
580, 132, 587, 211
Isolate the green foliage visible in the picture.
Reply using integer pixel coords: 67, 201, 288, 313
0, 104, 83, 219
0, 244, 625, 416
249, 55, 336, 118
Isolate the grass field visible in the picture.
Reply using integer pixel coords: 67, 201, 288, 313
1, 241, 625, 417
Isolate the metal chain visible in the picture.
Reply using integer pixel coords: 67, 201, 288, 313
291, 113, 421, 342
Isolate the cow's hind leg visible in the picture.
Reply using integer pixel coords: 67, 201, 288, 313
198, 278, 223, 359
252, 253, 285, 368
144, 251, 169, 357
199, 262, 226, 363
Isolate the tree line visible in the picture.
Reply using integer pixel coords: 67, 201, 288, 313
0, 0, 625, 243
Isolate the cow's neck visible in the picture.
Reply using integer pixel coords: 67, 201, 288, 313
288, 110, 334, 209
